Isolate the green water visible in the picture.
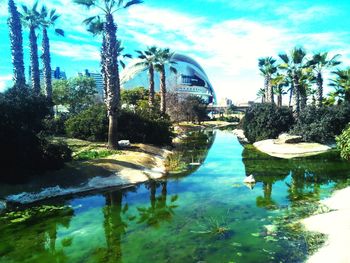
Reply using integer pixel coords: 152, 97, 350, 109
1, 130, 350, 263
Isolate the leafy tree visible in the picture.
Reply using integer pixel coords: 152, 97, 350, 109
329, 68, 350, 103
183, 96, 208, 124
258, 57, 277, 103
135, 46, 159, 107
121, 87, 148, 106
279, 47, 309, 117
154, 48, 177, 115
336, 125, 350, 160
52, 76, 97, 114
20, 1, 42, 94
308, 52, 341, 107
8, 0, 26, 87
271, 73, 288, 107
40, 6, 64, 102
74, 0, 142, 149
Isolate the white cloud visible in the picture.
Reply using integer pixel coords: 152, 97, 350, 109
50, 41, 100, 61
0, 74, 12, 92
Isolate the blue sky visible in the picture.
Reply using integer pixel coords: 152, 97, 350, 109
1, 0, 350, 102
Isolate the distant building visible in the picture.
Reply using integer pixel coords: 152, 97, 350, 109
219, 98, 233, 107
29, 66, 67, 85
78, 69, 104, 98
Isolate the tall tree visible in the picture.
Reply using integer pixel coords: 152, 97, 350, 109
154, 48, 177, 115
271, 73, 288, 107
256, 88, 266, 103
135, 46, 159, 107
308, 52, 341, 107
20, 1, 41, 94
279, 47, 308, 117
8, 0, 26, 87
258, 57, 277, 104
330, 68, 350, 103
74, 0, 142, 149
40, 6, 64, 103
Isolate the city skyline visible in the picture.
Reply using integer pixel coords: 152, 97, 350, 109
1, 0, 350, 103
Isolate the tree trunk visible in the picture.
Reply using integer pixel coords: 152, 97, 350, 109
278, 94, 282, 107
29, 26, 40, 95
160, 65, 166, 114
316, 72, 323, 107
289, 83, 293, 108
101, 34, 107, 100
42, 28, 52, 101
292, 75, 300, 118
148, 64, 155, 107
104, 14, 120, 149
264, 77, 270, 103
8, 0, 26, 87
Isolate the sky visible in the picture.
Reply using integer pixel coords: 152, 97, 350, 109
1, 0, 350, 103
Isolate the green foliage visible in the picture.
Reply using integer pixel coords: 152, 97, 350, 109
243, 104, 294, 143
336, 125, 350, 160
65, 104, 108, 141
44, 113, 69, 136
65, 104, 173, 145
52, 76, 97, 114
182, 96, 208, 124
0, 87, 71, 183
291, 104, 350, 143
121, 87, 148, 106
218, 116, 240, 122
74, 149, 121, 161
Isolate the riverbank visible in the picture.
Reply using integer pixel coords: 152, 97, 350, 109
3, 139, 171, 205
302, 186, 350, 263
253, 139, 333, 159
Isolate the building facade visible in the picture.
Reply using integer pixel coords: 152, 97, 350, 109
120, 53, 216, 104
78, 69, 104, 98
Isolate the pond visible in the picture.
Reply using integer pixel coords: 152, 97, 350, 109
1, 130, 350, 263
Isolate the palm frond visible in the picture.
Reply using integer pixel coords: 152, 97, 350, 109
73, 0, 96, 8
124, 0, 143, 9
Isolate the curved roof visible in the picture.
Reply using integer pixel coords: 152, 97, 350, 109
120, 53, 216, 102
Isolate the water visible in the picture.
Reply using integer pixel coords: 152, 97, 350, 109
1, 130, 350, 263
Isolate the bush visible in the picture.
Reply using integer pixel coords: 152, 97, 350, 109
0, 87, 71, 183
65, 104, 173, 145
336, 125, 350, 160
291, 104, 350, 143
242, 104, 294, 143
218, 116, 240, 122
44, 113, 70, 136
65, 104, 108, 141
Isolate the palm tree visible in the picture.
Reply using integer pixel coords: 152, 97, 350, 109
271, 73, 288, 107
74, 0, 142, 149
20, 1, 41, 95
279, 47, 308, 117
308, 52, 341, 107
330, 68, 350, 103
256, 88, 266, 103
298, 68, 314, 109
8, 0, 26, 87
40, 6, 64, 102
154, 48, 177, 115
258, 57, 277, 103
135, 46, 159, 107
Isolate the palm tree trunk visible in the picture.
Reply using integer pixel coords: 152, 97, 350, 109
264, 77, 270, 103
160, 65, 166, 114
29, 26, 40, 95
8, 0, 26, 87
101, 34, 107, 99
104, 14, 120, 149
278, 94, 282, 107
289, 83, 293, 108
148, 64, 155, 107
293, 75, 300, 117
316, 72, 323, 107
42, 28, 52, 100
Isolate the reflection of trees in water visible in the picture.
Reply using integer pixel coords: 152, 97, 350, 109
172, 130, 216, 178
242, 147, 350, 208
0, 203, 73, 262
138, 180, 178, 227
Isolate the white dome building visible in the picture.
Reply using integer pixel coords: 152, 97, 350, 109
120, 53, 217, 104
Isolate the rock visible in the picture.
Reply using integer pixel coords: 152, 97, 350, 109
118, 140, 131, 148
244, 174, 255, 184
275, 133, 303, 144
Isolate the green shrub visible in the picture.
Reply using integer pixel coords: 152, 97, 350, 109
242, 104, 294, 143
44, 113, 69, 136
65, 104, 108, 141
0, 87, 71, 183
218, 116, 240, 122
336, 125, 350, 160
74, 149, 121, 161
65, 104, 173, 145
291, 104, 350, 143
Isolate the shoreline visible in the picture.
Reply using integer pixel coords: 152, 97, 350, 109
301, 186, 350, 263
3, 143, 171, 206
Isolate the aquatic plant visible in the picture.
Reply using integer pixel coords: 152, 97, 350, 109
191, 212, 232, 239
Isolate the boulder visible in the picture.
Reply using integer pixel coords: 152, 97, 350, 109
118, 140, 131, 148
275, 133, 303, 144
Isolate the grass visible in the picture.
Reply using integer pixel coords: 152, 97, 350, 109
74, 149, 122, 161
